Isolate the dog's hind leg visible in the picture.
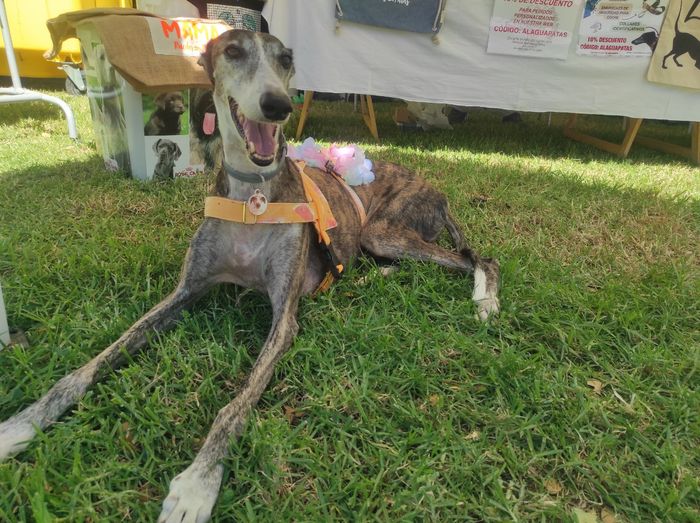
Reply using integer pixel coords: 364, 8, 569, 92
159, 227, 309, 523
361, 221, 500, 321
0, 231, 217, 461
662, 51, 673, 68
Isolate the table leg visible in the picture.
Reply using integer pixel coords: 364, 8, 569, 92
564, 114, 642, 158
635, 121, 700, 165
360, 95, 380, 142
295, 90, 314, 140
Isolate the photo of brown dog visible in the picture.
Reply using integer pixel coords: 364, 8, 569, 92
144, 91, 189, 136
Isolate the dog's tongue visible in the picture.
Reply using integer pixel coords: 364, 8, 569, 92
203, 112, 216, 135
243, 119, 277, 157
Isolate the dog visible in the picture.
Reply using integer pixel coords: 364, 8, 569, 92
662, 0, 700, 69
145, 91, 187, 135
189, 88, 222, 170
152, 138, 182, 180
632, 29, 659, 51
0, 30, 500, 523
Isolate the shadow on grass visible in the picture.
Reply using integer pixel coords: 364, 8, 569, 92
0, 95, 78, 127
290, 101, 699, 167
1, 142, 696, 363
0, 122, 698, 522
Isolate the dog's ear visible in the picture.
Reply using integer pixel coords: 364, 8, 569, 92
154, 93, 168, 109
173, 143, 182, 161
198, 40, 215, 84
153, 139, 162, 153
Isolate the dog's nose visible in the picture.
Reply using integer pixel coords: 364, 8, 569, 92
259, 92, 292, 121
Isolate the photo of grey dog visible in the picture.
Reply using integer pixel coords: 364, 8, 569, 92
152, 138, 182, 180
0, 30, 500, 523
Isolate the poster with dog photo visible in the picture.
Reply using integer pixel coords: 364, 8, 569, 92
577, 0, 670, 56
143, 91, 190, 136
80, 26, 131, 173
145, 136, 194, 181
647, 0, 700, 89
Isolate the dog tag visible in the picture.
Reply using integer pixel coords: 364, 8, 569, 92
247, 189, 268, 216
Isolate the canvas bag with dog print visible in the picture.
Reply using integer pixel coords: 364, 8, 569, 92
647, 0, 700, 90
334, 0, 447, 38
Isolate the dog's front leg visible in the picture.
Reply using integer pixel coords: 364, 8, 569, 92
0, 288, 201, 460
159, 227, 309, 523
0, 227, 218, 460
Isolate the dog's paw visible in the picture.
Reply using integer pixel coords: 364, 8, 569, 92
159, 463, 223, 523
475, 297, 500, 322
0, 418, 35, 461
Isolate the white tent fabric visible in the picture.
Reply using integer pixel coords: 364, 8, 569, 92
262, 0, 699, 121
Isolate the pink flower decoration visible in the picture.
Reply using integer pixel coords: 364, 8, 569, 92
288, 138, 375, 186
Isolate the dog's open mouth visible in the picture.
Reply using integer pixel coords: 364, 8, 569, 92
229, 97, 280, 166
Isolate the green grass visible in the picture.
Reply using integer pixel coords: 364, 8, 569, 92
0, 91, 699, 523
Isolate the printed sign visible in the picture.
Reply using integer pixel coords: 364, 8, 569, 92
577, 0, 670, 56
146, 18, 230, 57
487, 0, 584, 59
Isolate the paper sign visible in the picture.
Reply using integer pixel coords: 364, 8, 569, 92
487, 0, 584, 59
577, 0, 670, 56
146, 18, 231, 57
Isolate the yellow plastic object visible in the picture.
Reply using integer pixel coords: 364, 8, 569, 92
0, 0, 133, 78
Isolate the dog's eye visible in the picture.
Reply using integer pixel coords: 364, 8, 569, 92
224, 45, 244, 60
279, 53, 293, 69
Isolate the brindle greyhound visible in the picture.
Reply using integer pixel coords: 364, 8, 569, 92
0, 30, 500, 522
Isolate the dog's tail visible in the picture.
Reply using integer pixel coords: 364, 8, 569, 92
444, 212, 466, 251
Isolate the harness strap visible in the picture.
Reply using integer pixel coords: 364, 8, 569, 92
327, 167, 367, 226
291, 161, 344, 291
297, 164, 339, 244
204, 160, 344, 295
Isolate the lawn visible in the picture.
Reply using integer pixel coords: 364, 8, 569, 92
0, 91, 698, 523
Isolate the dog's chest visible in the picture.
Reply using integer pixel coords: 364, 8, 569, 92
211, 221, 302, 290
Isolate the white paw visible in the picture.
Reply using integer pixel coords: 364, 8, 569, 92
475, 297, 500, 322
159, 463, 223, 523
0, 418, 36, 460
357, 265, 398, 286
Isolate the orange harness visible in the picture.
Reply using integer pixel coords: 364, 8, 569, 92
203, 160, 365, 294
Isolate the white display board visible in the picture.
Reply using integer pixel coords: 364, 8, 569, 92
262, 0, 699, 121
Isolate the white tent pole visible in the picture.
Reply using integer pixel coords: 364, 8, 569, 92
0, 282, 9, 347
0, 0, 78, 139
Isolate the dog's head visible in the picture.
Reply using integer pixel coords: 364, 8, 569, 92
199, 30, 294, 169
156, 92, 186, 115
631, 30, 658, 50
153, 138, 182, 163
